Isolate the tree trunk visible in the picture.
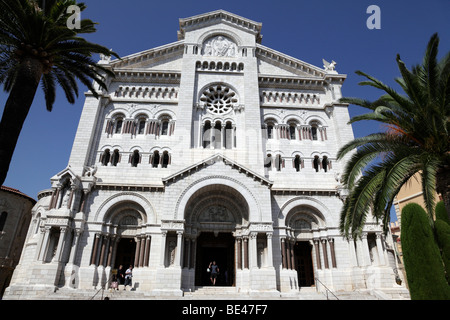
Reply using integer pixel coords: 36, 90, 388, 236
0, 57, 43, 186
436, 165, 450, 222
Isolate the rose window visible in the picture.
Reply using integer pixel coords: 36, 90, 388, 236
200, 85, 238, 115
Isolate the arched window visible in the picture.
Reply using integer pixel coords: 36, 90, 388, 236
264, 154, 272, 171
275, 154, 282, 171
294, 155, 301, 172
214, 121, 222, 149
137, 118, 146, 135
130, 150, 140, 167
101, 149, 111, 166
0, 211, 7, 232
313, 156, 320, 172
115, 118, 123, 134
289, 124, 296, 140
203, 121, 212, 148
265, 120, 276, 139
161, 120, 169, 135
311, 124, 318, 140
322, 156, 329, 172
111, 149, 120, 166
151, 151, 160, 168
162, 151, 170, 168
224, 121, 233, 149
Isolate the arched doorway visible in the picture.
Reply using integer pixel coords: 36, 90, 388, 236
183, 184, 249, 287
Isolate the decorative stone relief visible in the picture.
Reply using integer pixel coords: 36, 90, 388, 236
198, 205, 234, 223
203, 36, 238, 57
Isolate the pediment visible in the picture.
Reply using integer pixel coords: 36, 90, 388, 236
108, 41, 184, 72
162, 154, 272, 187
178, 10, 262, 43
256, 44, 327, 79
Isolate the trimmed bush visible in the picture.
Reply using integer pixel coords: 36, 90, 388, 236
401, 203, 450, 299
435, 219, 450, 284
435, 201, 450, 224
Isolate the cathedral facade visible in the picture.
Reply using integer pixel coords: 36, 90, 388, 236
5, 10, 408, 299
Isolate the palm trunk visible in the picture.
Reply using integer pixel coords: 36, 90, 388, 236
0, 57, 43, 186
436, 165, 450, 222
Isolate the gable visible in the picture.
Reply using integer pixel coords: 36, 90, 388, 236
109, 41, 184, 72
256, 44, 326, 79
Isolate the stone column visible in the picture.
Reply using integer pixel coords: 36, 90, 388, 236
144, 236, 151, 267
160, 231, 167, 267
375, 234, 386, 265
243, 237, 249, 269
348, 238, 358, 266
286, 239, 292, 269
68, 230, 82, 265
99, 234, 109, 266
266, 232, 273, 267
139, 236, 146, 267
250, 232, 257, 269
134, 237, 141, 267
237, 238, 242, 269
321, 239, 329, 269
329, 238, 337, 268
37, 226, 51, 261
289, 240, 295, 270
54, 227, 67, 263
281, 238, 287, 269
361, 234, 372, 266
175, 231, 183, 267
90, 233, 100, 265
190, 238, 196, 269
314, 239, 321, 269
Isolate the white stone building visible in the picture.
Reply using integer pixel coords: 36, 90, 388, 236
4, 10, 409, 299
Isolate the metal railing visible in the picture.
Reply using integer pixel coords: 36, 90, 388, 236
315, 278, 339, 300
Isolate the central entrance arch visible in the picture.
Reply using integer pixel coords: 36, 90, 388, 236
183, 183, 249, 287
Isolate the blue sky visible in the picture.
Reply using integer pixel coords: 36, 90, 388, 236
1, 0, 449, 222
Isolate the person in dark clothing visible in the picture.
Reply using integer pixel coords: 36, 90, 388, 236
208, 261, 219, 285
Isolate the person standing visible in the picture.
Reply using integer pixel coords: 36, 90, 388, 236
124, 265, 133, 290
208, 261, 219, 286
117, 265, 125, 289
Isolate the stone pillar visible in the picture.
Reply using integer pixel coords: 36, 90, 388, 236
348, 238, 358, 266
329, 238, 337, 268
266, 232, 273, 267
36, 226, 49, 261
52, 227, 67, 263
376, 234, 386, 265
314, 239, 321, 269
361, 234, 372, 266
321, 239, 329, 269
190, 238, 196, 269
236, 238, 242, 269
250, 232, 257, 269
243, 237, 249, 269
139, 236, 145, 267
134, 237, 141, 267
68, 230, 82, 264
281, 238, 287, 269
90, 233, 100, 265
144, 236, 151, 267
160, 232, 167, 267
99, 235, 108, 266
286, 239, 292, 269
289, 240, 295, 270
175, 231, 183, 267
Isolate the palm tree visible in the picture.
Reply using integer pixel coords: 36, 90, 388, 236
337, 33, 450, 239
0, 0, 118, 186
